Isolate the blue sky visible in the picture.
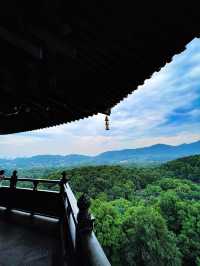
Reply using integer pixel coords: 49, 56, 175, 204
0, 38, 200, 157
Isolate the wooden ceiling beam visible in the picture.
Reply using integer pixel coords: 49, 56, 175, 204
30, 27, 76, 59
0, 26, 43, 60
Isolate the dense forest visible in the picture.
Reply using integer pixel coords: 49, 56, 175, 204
2, 155, 200, 265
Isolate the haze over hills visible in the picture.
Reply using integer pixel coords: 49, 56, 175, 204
0, 140, 200, 169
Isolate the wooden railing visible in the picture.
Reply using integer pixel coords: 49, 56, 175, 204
0, 170, 111, 266
3, 170, 60, 191
62, 182, 111, 266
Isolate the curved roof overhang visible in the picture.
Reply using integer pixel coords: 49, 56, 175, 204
0, 2, 199, 134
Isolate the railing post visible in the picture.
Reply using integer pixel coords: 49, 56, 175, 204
76, 194, 94, 265
33, 180, 39, 191
77, 194, 94, 232
0, 170, 5, 183
59, 171, 69, 194
10, 170, 18, 189
6, 170, 18, 212
59, 171, 70, 265
30, 180, 39, 217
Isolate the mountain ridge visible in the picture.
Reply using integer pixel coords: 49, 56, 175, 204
0, 140, 199, 169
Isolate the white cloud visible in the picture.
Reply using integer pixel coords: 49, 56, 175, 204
0, 134, 43, 146
187, 65, 200, 79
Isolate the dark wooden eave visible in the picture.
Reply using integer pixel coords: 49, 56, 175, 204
0, 1, 199, 134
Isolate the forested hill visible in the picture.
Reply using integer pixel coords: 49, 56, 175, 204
42, 154, 200, 266
161, 154, 200, 182
42, 155, 200, 200
0, 140, 200, 169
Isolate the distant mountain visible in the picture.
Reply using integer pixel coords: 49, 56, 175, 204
0, 154, 91, 169
93, 141, 200, 164
0, 140, 200, 169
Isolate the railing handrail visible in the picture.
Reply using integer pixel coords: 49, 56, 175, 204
86, 232, 111, 266
2, 172, 60, 192
64, 183, 79, 225
4, 176, 59, 184
63, 183, 111, 266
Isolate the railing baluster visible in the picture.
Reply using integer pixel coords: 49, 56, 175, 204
10, 170, 18, 189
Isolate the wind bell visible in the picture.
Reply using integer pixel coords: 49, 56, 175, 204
105, 115, 110, 130
103, 108, 111, 130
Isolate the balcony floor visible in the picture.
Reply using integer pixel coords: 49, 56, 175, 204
0, 208, 63, 266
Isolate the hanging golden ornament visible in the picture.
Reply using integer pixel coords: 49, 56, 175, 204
105, 115, 110, 130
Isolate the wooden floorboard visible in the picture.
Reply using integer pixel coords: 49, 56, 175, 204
0, 209, 63, 266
